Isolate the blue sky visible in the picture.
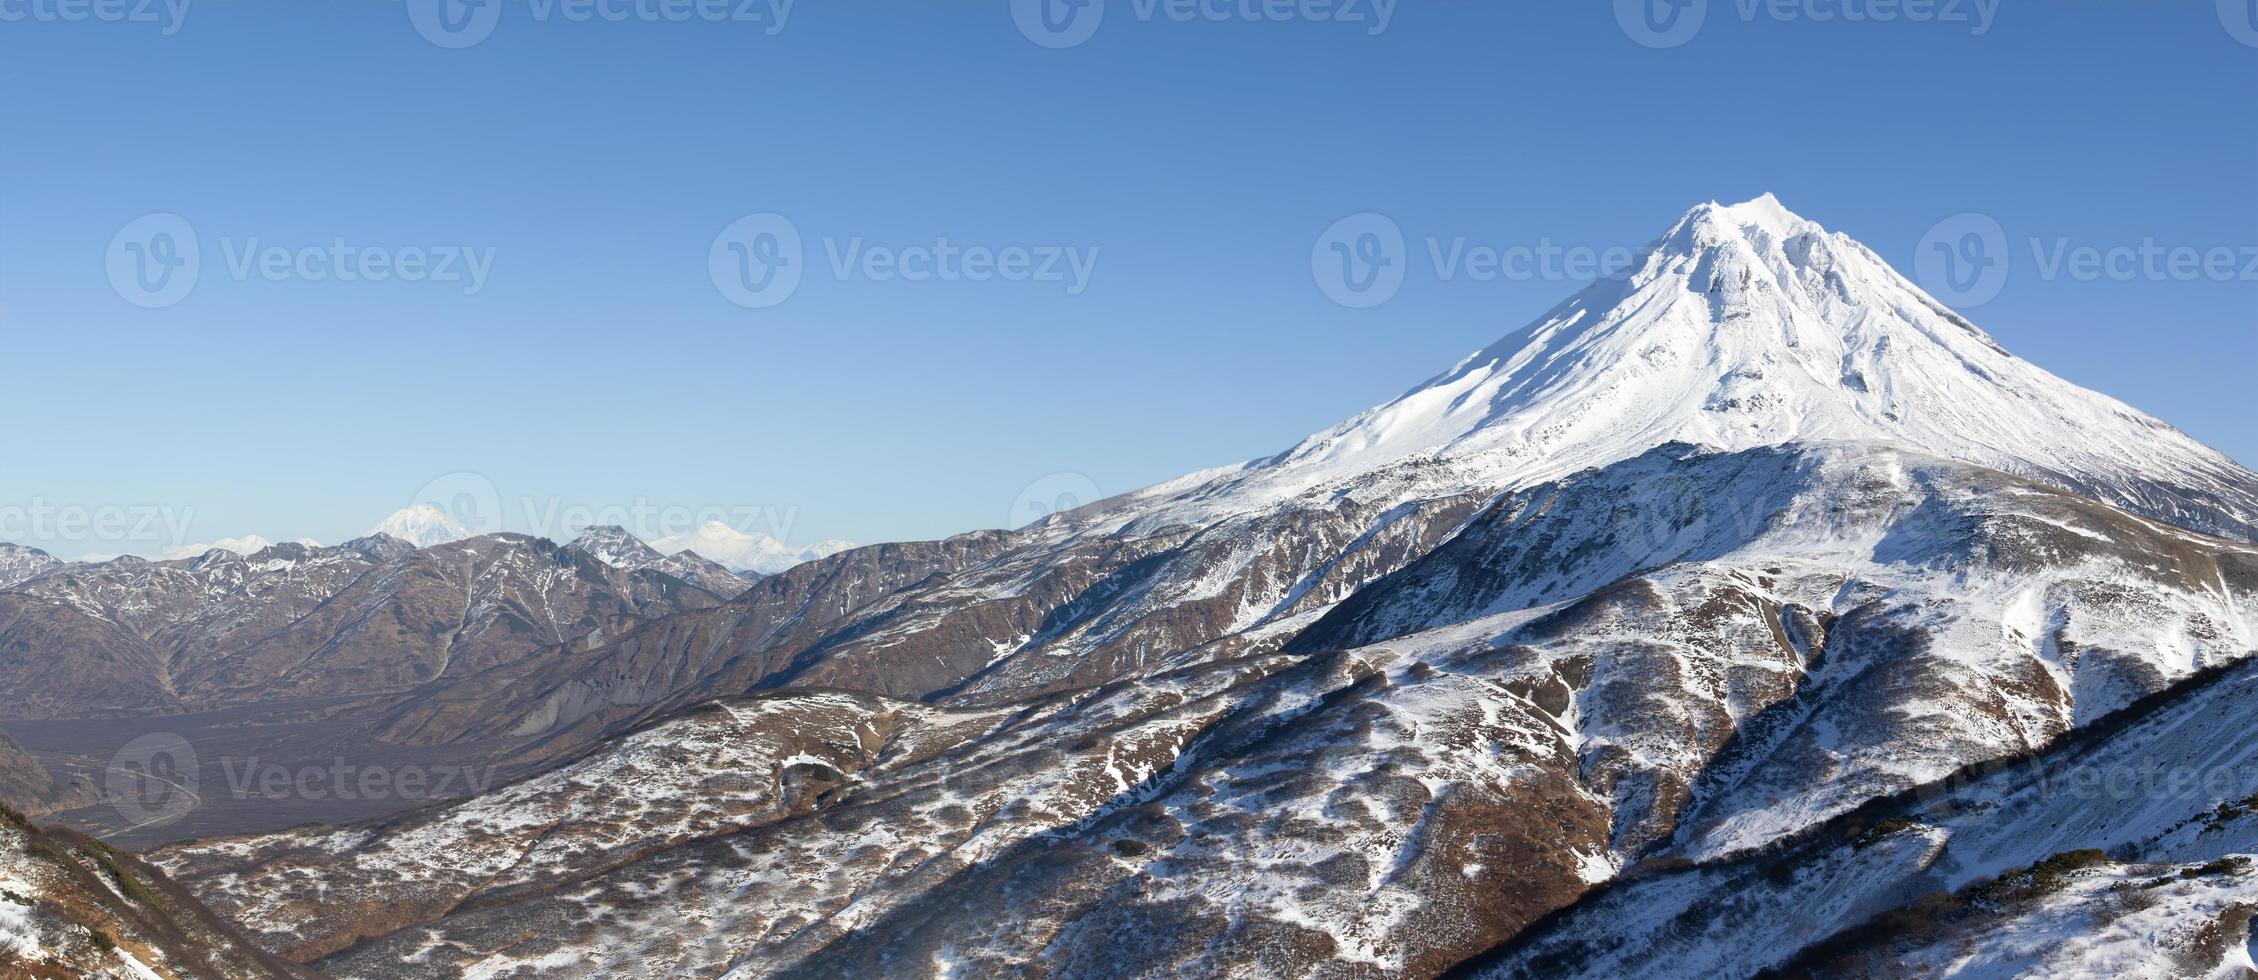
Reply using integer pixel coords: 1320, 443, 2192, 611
1, 1, 2252, 557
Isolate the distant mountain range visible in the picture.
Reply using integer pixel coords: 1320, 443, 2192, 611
0, 526, 767, 721
14, 507, 854, 580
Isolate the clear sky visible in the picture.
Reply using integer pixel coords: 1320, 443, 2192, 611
2, 1, 2252, 558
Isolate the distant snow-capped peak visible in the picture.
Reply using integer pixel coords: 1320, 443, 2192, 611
160, 535, 284, 560
650, 522, 855, 576
368, 504, 473, 549
67, 535, 324, 563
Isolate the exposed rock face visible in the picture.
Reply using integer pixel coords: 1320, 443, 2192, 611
0, 531, 749, 719
366, 486, 1489, 771
0, 810, 306, 979
167, 533, 728, 704
1465, 654, 2258, 979
564, 524, 757, 603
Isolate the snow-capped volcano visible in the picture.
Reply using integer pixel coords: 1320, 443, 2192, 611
1116, 194, 2258, 540
650, 522, 855, 576
368, 504, 473, 549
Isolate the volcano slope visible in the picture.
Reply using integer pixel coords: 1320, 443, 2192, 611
157, 442, 2258, 978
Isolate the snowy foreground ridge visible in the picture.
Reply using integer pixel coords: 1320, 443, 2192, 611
9, 196, 2257, 979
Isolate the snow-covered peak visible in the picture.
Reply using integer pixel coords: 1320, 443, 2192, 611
1678, 192, 1822, 243
1100, 196, 2258, 541
565, 525, 666, 571
368, 504, 473, 550
0, 542, 61, 590
649, 522, 856, 576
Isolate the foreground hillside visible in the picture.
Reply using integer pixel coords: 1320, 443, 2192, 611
155, 442, 2258, 977
0, 808, 303, 979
